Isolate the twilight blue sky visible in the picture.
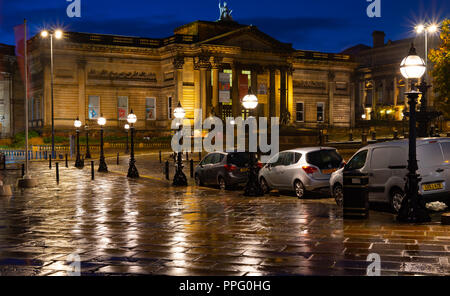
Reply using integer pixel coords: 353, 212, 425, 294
0, 0, 448, 53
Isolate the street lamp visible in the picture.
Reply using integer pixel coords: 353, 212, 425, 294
74, 117, 83, 168
397, 43, 430, 223
173, 102, 187, 186
85, 124, 91, 159
97, 114, 108, 172
126, 110, 139, 178
242, 94, 264, 197
41, 29, 63, 159
124, 124, 130, 154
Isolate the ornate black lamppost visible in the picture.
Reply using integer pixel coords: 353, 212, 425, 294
97, 114, 108, 172
127, 110, 139, 178
74, 117, 84, 168
172, 102, 187, 186
242, 93, 264, 197
397, 44, 431, 223
124, 123, 130, 154
85, 124, 91, 159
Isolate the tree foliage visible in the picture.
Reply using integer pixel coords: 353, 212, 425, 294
429, 19, 450, 118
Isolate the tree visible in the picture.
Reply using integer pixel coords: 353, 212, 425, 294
429, 19, 450, 118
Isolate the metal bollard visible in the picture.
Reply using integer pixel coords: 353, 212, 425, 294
186, 152, 189, 161
159, 151, 162, 163
165, 160, 169, 180
371, 131, 376, 141
65, 154, 69, 168
198, 151, 202, 161
190, 159, 194, 178
117, 152, 120, 165
393, 130, 398, 140
56, 163, 59, 183
49, 156, 52, 169
349, 131, 353, 142
21, 163, 25, 178
91, 161, 95, 180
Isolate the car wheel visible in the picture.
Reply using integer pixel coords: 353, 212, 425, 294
260, 177, 270, 194
195, 174, 203, 186
218, 177, 226, 190
294, 180, 306, 199
333, 184, 344, 207
390, 188, 405, 213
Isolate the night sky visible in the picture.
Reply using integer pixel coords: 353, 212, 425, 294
0, 0, 449, 53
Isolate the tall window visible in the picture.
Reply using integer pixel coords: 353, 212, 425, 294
317, 102, 324, 122
296, 102, 304, 122
167, 96, 173, 119
118, 96, 128, 121
146, 98, 156, 120
88, 96, 100, 119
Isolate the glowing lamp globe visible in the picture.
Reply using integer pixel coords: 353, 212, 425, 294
127, 110, 137, 124
242, 94, 258, 110
98, 115, 106, 126
400, 44, 426, 79
124, 124, 130, 130
41, 30, 49, 38
174, 102, 186, 119
54, 30, 63, 39
74, 118, 82, 128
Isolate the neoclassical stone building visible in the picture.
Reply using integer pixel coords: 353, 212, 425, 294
24, 18, 357, 136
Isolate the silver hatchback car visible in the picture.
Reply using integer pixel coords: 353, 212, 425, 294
258, 147, 345, 198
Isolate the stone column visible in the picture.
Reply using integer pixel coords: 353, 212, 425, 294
231, 64, 240, 118
328, 71, 336, 126
350, 81, 356, 128
77, 59, 87, 123
173, 55, 185, 107
287, 67, 294, 124
393, 77, 399, 106
269, 67, 276, 118
200, 67, 207, 120
250, 68, 258, 116
280, 68, 287, 122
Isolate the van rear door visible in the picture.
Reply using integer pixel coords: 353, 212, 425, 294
417, 142, 446, 195
439, 141, 450, 193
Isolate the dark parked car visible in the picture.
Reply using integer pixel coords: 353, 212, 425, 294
194, 152, 260, 190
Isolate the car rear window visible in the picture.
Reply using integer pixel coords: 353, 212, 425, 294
417, 143, 444, 168
306, 149, 342, 169
227, 153, 252, 167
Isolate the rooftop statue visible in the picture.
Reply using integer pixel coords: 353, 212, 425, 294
218, 1, 233, 21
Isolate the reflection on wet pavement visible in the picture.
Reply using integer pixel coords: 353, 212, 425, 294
0, 159, 449, 276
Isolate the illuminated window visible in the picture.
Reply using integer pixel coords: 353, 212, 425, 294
146, 98, 156, 120
317, 102, 325, 122
117, 96, 128, 121
88, 96, 100, 119
296, 102, 304, 122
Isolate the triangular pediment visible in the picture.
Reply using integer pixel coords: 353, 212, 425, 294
200, 26, 293, 52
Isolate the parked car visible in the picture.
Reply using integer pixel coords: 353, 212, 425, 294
194, 152, 259, 190
330, 138, 450, 212
258, 147, 345, 199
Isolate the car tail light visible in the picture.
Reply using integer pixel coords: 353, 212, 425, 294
224, 164, 237, 172
257, 161, 263, 169
302, 166, 318, 174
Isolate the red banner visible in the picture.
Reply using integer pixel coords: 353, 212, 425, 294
239, 74, 248, 100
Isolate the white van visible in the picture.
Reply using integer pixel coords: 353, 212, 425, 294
330, 138, 450, 212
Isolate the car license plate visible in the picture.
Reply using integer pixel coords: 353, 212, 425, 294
240, 168, 249, 173
422, 183, 444, 191
322, 168, 336, 175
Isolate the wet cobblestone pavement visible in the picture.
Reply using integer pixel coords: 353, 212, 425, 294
0, 157, 449, 276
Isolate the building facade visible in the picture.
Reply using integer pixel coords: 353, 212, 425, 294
23, 19, 356, 136
345, 31, 440, 123
0, 44, 16, 138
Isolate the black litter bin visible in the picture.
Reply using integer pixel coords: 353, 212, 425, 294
343, 171, 369, 219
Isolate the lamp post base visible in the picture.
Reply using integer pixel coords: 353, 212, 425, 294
173, 170, 187, 186
98, 157, 108, 173
244, 165, 263, 197
397, 195, 431, 223
127, 158, 139, 179
75, 157, 84, 169
18, 175, 38, 189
